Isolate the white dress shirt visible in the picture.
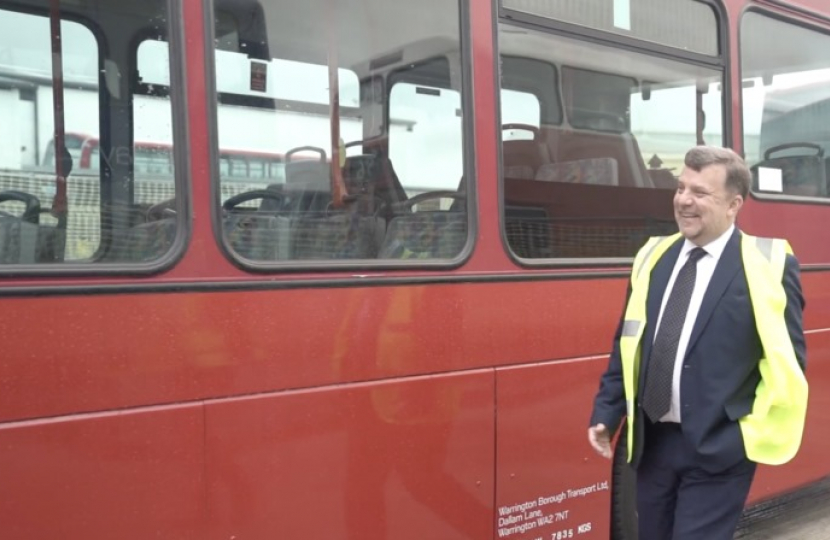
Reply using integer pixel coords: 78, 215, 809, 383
653, 225, 735, 423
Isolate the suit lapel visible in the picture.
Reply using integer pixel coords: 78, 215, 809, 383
639, 238, 683, 389
684, 228, 742, 358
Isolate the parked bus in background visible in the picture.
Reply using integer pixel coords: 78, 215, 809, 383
1, 0, 830, 539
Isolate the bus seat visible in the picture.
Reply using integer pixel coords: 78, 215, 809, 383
502, 138, 551, 179
378, 212, 467, 259
752, 151, 827, 197
284, 147, 331, 213
449, 176, 467, 213
0, 190, 65, 264
545, 128, 653, 188
256, 183, 287, 213
647, 168, 678, 189
290, 212, 385, 260
35, 224, 66, 263
286, 159, 329, 190
108, 218, 176, 262
0, 215, 39, 264
535, 158, 619, 185
342, 154, 408, 218
224, 214, 291, 261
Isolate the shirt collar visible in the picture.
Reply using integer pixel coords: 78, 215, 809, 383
680, 224, 734, 263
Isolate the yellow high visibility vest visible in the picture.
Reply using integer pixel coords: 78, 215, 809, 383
619, 232, 808, 465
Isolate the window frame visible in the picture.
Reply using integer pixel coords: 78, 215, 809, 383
206, 0, 477, 273
0, 0, 191, 276
499, 0, 722, 59
494, 0, 730, 268
739, 7, 830, 207
387, 55, 467, 197
560, 65, 638, 133
499, 54, 561, 126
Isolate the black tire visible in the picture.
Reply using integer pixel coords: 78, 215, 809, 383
611, 425, 638, 540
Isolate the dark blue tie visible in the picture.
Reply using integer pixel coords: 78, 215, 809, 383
642, 247, 707, 422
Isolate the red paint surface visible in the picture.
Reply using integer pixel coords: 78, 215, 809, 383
205, 372, 494, 539
0, 279, 622, 422
497, 360, 613, 540
0, 405, 205, 539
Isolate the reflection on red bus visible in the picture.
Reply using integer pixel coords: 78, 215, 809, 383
42, 133, 287, 181
1, 0, 830, 539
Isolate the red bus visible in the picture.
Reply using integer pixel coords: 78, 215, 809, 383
41, 133, 287, 181
1, 0, 829, 538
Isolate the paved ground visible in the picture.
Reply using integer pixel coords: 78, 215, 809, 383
739, 505, 830, 539
736, 477, 830, 539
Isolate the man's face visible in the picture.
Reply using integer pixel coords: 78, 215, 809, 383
674, 164, 743, 246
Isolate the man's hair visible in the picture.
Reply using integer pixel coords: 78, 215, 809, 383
684, 146, 751, 199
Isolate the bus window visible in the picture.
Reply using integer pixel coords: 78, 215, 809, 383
132, 38, 179, 242
389, 58, 464, 208
0, 11, 101, 263
134, 146, 173, 176
268, 160, 285, 182
213, 0, 467, 264
248, 159, 265, 179
500, 56, 560, 128
501, 89, 542, 139
631, 81, 723, 168
0, 2, 181, 267
742, 13, 830, 200
228, 157, 248, 178
503, 0, 719, 56
42, 133, 88, 171
498, 10, 723, 260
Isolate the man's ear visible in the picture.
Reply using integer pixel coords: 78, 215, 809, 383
730, 194, 744, 215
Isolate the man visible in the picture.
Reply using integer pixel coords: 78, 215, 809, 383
588, 146, 807, 540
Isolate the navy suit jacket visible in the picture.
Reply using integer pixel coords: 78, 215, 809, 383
590, 229, 806, 472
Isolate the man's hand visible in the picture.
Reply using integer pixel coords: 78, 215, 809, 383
588, 424, 613, 459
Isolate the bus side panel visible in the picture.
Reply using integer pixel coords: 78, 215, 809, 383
741, 200, 830, 265
0, 280, 622, 423
749, 327, 830, 503
204, 371, 495, 540
496, 360, 612, 540
0, 404, 205, 540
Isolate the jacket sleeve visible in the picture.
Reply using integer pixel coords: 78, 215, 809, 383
589, 285, 631, 437
783, 254, 806, 372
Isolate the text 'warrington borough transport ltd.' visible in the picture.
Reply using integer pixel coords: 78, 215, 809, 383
496, 481, 608, 538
